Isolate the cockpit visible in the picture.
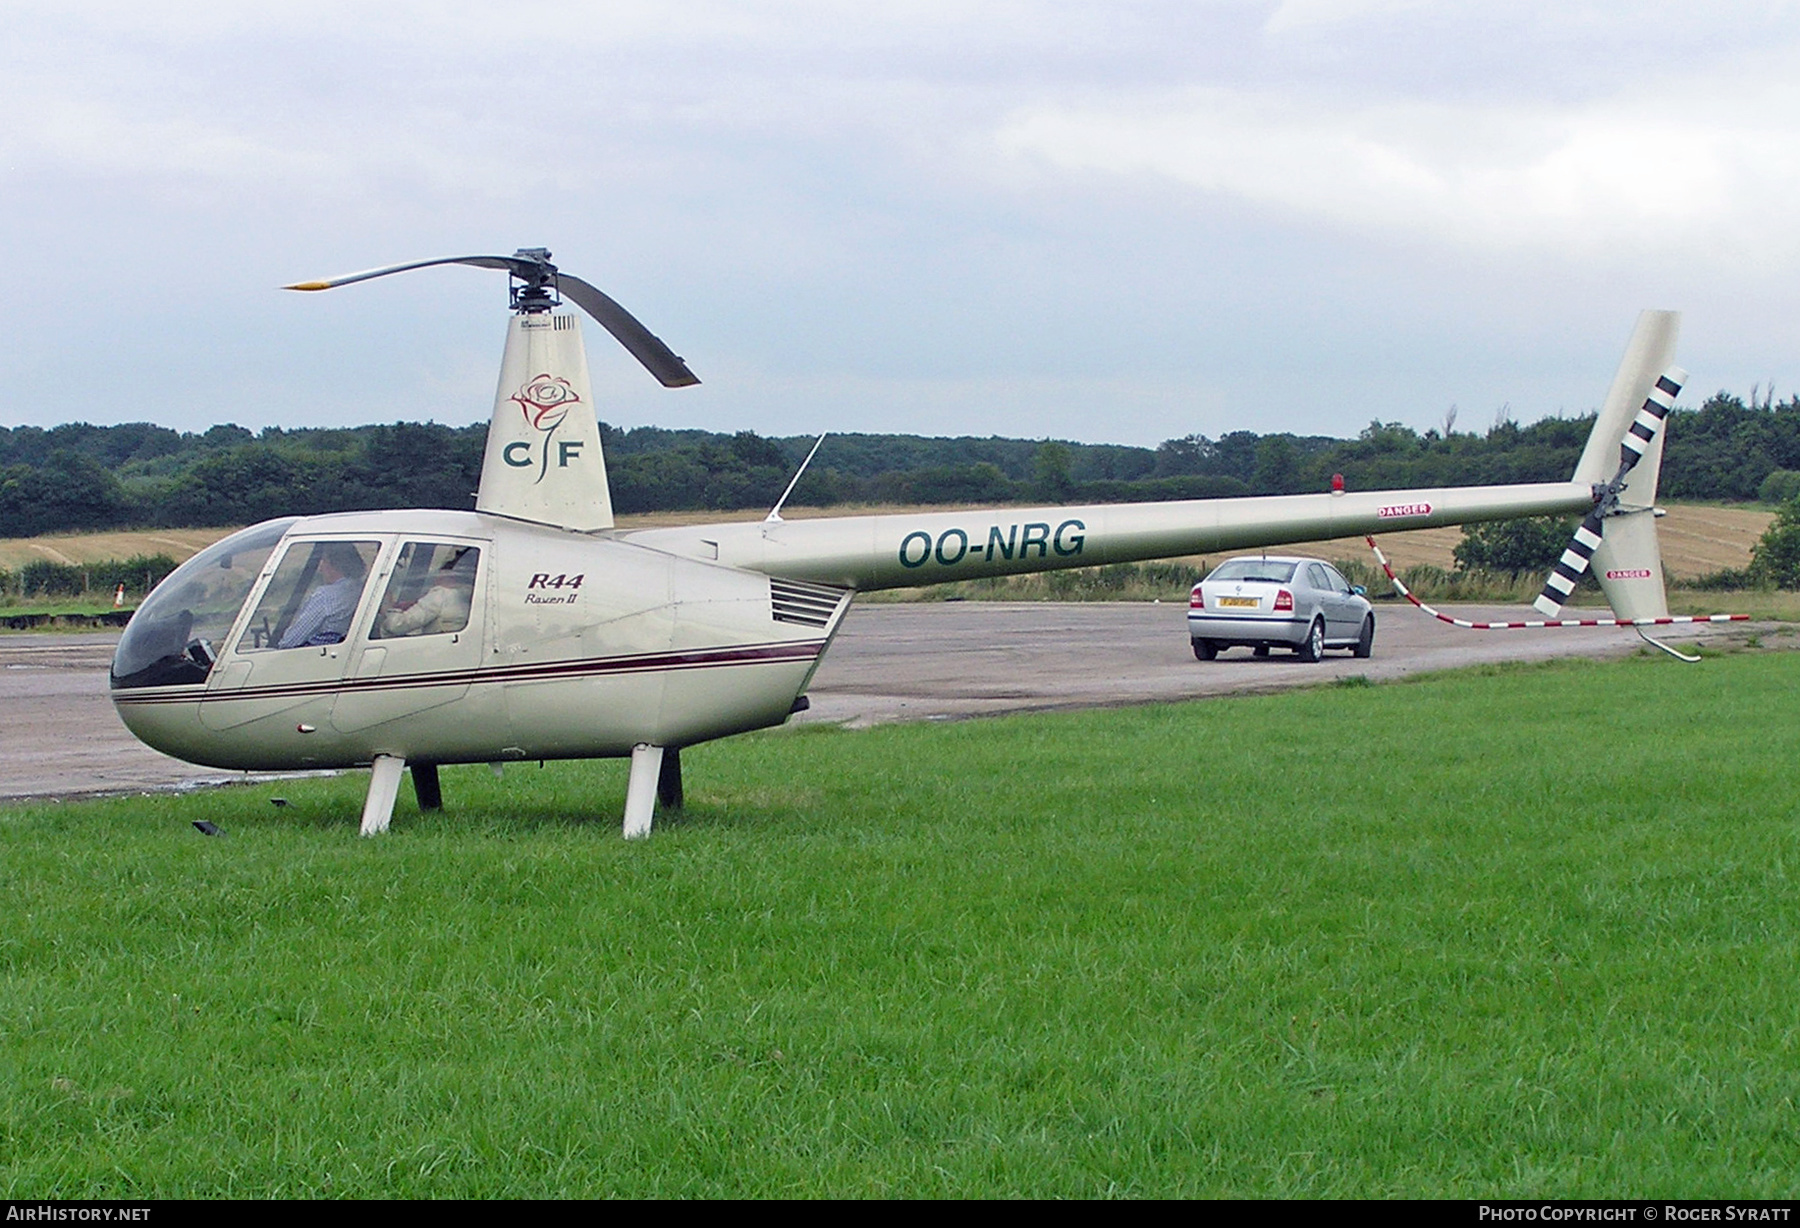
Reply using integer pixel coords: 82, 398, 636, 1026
111, 519, 487, 692
110, 518, 298, 689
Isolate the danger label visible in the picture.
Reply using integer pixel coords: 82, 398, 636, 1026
1377, 503, 1432, 519
1605, 568, 1653, 580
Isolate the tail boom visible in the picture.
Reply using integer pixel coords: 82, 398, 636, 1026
626, 480, 1595, 591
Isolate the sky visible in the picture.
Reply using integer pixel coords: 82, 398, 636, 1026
4, 0, 1800, 448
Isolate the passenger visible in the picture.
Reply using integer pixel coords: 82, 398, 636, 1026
381, 555, 475, 638
277, 544, 367, 649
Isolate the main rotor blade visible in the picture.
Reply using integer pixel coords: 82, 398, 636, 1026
556, 273, 700, 388
285, 255, 699, 388
283, 255, 526, 292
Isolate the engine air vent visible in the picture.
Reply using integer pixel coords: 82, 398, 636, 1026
771, 578, 847, 628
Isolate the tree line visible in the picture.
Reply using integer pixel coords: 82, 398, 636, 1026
5, 391, 1800, 539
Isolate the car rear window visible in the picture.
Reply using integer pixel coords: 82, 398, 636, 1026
1209, 560, 1297, 583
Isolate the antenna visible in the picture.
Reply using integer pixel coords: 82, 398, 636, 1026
766, 433, 829, 524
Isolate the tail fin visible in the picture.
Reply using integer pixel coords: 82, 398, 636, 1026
1533, 310, 1682, 620
285, 250, 700, 535
475, 312, 615, 532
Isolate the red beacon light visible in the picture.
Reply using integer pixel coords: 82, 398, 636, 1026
1331, 473, 1345, 494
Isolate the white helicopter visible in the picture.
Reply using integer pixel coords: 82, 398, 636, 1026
110, 249, 1695, 838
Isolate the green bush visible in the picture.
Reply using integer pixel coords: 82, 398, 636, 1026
1758, 469, 1800, 505
15, 560, 84, 597
1, 553, 177, 601
87, 553, 177, 597
1453, 515, 1576, 575
1751, 496, 1800, 588
1681, 567, 1764, 592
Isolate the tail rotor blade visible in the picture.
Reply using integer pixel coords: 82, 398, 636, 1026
1532, 365, 1686, 618
1533, 510, 1606, 617
1614, 367, 1686, 482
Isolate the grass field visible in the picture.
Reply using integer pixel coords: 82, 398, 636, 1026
0, 528, 225, 571
0, 603, 129, 619
4, 650, 1799, 1197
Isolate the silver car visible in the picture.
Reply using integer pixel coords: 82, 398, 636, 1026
1188, 556, 1375, 662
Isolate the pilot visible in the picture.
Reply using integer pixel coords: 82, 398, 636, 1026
277, 543, 367, 649
381, 552, 475, 638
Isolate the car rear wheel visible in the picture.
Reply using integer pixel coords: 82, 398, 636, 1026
1353, 614, 1374, 659
1296, 618, 1325, 663
1192, 638, 1219, 661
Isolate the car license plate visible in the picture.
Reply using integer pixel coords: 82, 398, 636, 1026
1216, 596, 1259, 608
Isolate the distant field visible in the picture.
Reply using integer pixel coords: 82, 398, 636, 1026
0, 510, 932, 570
1274, 502, 1775, 579
4, 649, 1798, 1197
0, 503, 1777, 580
0, 528, 228, 570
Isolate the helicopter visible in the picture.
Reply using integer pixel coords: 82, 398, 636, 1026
109, 249, 1694, 838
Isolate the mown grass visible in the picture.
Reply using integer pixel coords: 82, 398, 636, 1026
4, 652, 1800, 1197
0, 603, 134, 626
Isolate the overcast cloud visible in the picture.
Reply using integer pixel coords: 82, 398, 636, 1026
4, 1, 1798, 446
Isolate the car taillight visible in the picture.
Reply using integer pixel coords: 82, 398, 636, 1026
1190, 588, 1204, 609
1274, 589, 1294, 611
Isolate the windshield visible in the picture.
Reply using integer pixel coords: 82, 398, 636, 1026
1208, 560, 1297, 584
111, 518, 297, 689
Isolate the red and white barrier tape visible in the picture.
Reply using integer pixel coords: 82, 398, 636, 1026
1364, 537, 1750, 629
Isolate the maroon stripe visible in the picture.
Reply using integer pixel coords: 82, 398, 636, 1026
115, 639, 825, 707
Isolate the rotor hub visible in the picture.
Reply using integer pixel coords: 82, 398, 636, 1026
507, 248, 560, 314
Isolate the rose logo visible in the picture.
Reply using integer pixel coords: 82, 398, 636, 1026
509, 373, 581, 483
512, 374, 578, 433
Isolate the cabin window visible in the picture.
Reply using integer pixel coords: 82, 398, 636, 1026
236, 540, 381, 652
371, 543, 480, 640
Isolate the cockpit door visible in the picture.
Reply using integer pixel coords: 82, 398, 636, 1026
198, 538, 384, 732
331, 539, 487, 734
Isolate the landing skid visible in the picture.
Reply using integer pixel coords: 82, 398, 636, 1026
357, 747, 689, 838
